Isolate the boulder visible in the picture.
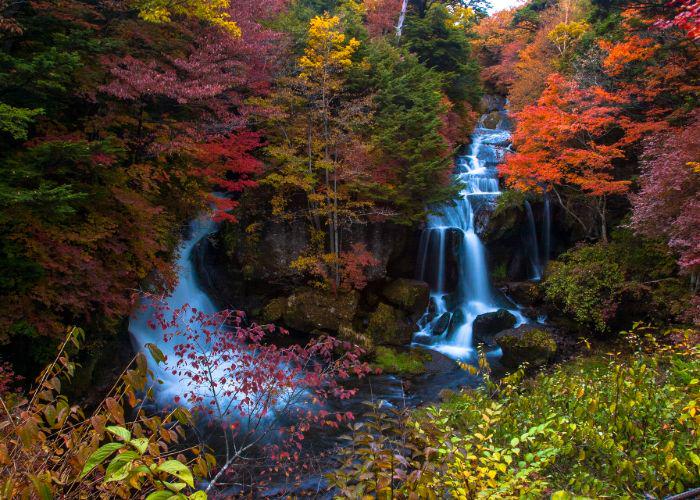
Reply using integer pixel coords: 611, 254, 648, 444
259, 297, 287, 323
473, 309, 517, 343
382, 278, 430, 315
432, 312, 451, 336
367, 302, 415, 346
502, 282, 543, 306
447, 308, 466, 336
482, 110, 502, 129
283, 288, 359, 333
495, 326, 557, 369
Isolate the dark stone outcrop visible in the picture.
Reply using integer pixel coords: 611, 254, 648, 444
495, 325, 557, 369
500, 282, 544, 306
432, 312, 451, 336
473, 309, 517, 344
447, 308, 466, 335
381, 278, 430, 316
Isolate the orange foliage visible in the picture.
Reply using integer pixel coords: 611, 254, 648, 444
599, 36, 659, 77
501, 74, 661, 197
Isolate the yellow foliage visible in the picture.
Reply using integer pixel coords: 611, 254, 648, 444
298, 13, 360, 86
448, 5, 477, 31
134, 0, 241, 36
547, 20, 590, 57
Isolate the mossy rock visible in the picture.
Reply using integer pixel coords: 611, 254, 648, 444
366, 302, 414, 346
283, 288, 359, 333
260, 297, 287, 323
372, 346, 430, 376
337, 323, 374, 353
381, 279, 430, 314
495, 327, 557, 369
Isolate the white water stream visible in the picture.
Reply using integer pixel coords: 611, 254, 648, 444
413, 111, 527, 360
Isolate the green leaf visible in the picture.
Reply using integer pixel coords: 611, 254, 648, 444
146, 492, 176, 500
80, 442, 124, 478
157, 460, 195, 488
163, 481, 187, 492
28, 474, 52, 500
106, 425, 132, 442
105, 450, 140, 482
146, 343, 167, 364
189, 491, 207, 499
129, 437, 149, 454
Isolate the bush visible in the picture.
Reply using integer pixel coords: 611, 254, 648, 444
543, 230, 691, 333
331, 328, 700, 497
0, 328, 211, 499
544, 243, 625, 332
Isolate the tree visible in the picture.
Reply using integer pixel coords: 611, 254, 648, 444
149, 302, 370, 491
631, 112, 700, 292
402, 4, 481, 106
500, 73, 656, 242
297, 13, 360, 288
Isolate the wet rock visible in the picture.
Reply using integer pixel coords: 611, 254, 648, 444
495, 325, 557, 369
382, 278, 430, 315
482, 110, 502, 129
432, 312, 451, 336
502, 281, 544, 306
367, 302, 414, 346
447, 308, 466, 336
474, 204, 496, 237
443, 292, 461, 310
473, 309, 517, 344
425, 297, 438, 323
283, 288, 359, 333
480, 94, 506, 113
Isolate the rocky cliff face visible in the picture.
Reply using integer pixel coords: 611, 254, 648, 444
194, 215, 429, 350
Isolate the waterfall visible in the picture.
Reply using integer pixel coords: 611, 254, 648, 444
414, 112, 525, 360
542, 191, 551, 268
129, 213, 218, 404
524, 200, 542, 281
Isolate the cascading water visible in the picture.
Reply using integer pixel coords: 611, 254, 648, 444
542, 191, 551, 267
129, 214, 218, 404
524, 200, 542, 280
414, 110, 525, 360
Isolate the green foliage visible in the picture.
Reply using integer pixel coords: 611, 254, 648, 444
402, 4, 482, 106
370, 42, 459, 224
544, 230, 690, 333
545, 243, 625, 333
0, 104, 43, 140
333, 329, 700, 497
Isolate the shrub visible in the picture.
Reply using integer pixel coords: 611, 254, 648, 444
0, 328, 211, 499
331, 327, 700, 497
545, 243, 625, 332
543, 230, 692, 332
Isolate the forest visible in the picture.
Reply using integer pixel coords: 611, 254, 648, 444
0, 0, 698, 496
